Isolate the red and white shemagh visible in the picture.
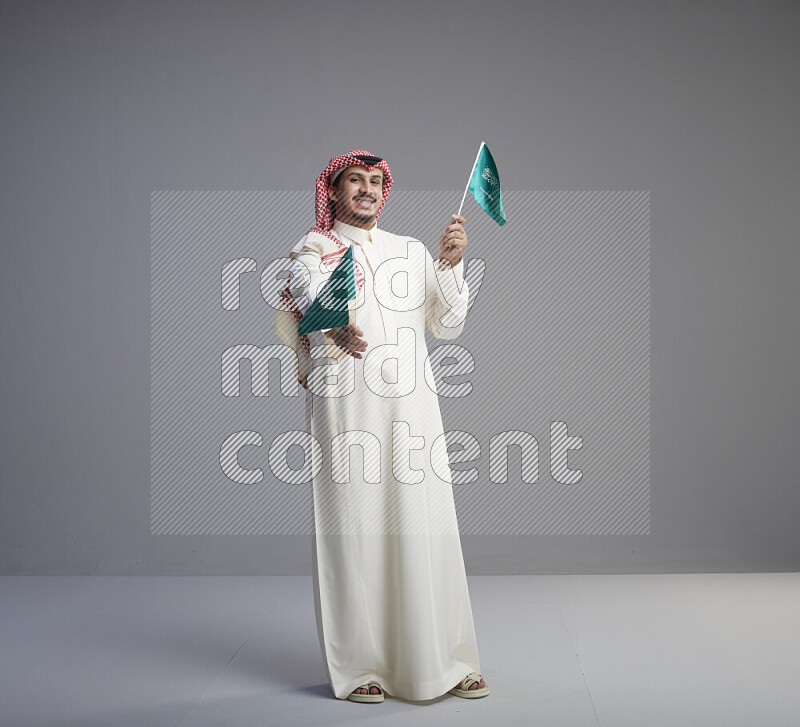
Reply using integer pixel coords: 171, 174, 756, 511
274, 150, 393, 383
312, 148, 393, 233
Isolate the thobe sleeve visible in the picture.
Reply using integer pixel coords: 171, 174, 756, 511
287, 242, 335, 334
424, 248, 470, 339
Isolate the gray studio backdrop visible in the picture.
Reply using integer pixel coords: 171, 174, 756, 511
1, 0, 798, 574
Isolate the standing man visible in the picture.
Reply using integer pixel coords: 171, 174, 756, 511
273, 149, 489, 703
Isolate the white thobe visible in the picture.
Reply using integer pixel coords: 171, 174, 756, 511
288, 218, 481, 701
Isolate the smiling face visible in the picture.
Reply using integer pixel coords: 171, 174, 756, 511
327, 165, 384, 229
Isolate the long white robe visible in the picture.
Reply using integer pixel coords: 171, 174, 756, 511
289, 218, 481, 701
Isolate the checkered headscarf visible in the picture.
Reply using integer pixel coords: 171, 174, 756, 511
311, 149, 393, 234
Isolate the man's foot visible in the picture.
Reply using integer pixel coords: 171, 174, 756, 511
453, 675, 486, 691
449, 672, 489, 698
353, 685, 382, 695
347, 680, 384, 702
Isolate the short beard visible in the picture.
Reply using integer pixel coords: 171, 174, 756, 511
349, 211, 374, 224
332, 201, 375, 226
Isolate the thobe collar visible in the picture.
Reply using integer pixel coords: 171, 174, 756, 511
332, 218, 376, 246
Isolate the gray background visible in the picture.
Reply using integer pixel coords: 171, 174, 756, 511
2, 0, 798, 574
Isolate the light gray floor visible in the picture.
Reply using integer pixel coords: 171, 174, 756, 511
1, 574, 798, 726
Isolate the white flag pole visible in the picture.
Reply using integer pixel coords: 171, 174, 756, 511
457, 141, 485, 217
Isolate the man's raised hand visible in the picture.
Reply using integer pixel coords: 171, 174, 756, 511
438, 213, 467, 267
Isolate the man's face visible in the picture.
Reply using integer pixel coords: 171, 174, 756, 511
327, 165, 384, 229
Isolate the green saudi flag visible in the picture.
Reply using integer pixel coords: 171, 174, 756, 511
462, 141, 506, 226
297, 244, 356, 335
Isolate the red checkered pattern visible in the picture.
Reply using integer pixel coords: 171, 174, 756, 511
311, 148, 393, 232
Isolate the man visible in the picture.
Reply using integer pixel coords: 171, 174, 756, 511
273, 149, 489, 703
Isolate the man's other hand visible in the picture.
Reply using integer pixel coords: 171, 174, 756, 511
438, 214, 467, 267
330, 323, 368, 359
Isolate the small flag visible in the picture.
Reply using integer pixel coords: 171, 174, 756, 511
460, 141, 506, 226
297, 244, 356, 335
